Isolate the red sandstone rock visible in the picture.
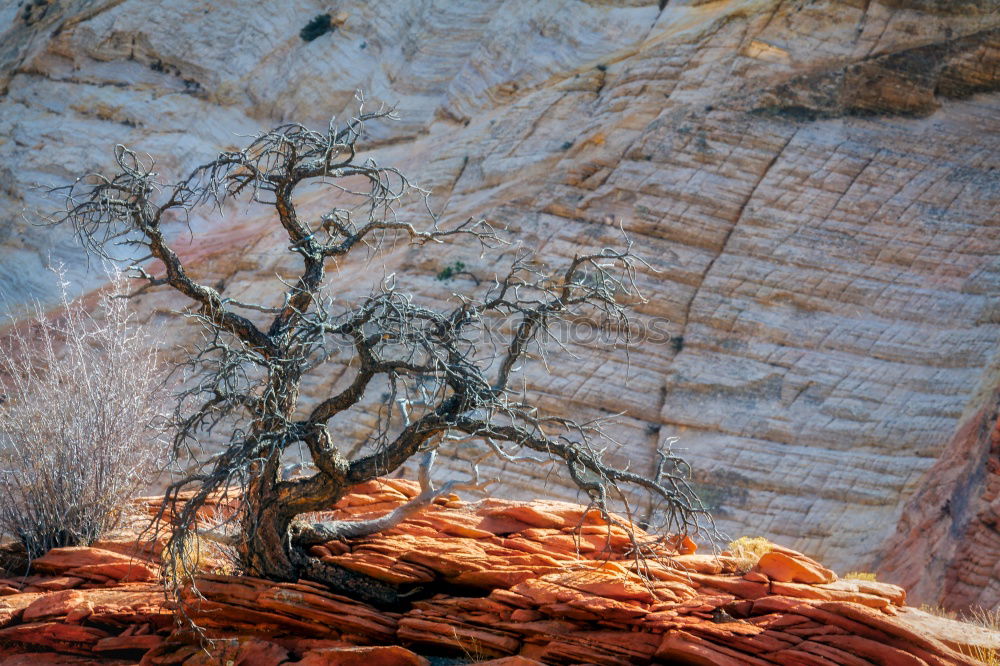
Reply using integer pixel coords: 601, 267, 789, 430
769, 581, 892, 609
31, 547, 158, 582
671, 553, 732, 574
476, 657, 545, 666
0, 653, 134, 666
22, 589, 90, 622
0, 486, 989, 665
0, 591, 45, 627
0, 620, 110, 653
94, 633, 164, 652
657, 630, 775, 666
757, 551, 837, 585
182, 637, 290, 666
688, 572, 770, 600
296, 645, 429, 666
20, 575, 86, 593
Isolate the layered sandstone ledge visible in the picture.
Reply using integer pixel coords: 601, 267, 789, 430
2, 1, 1000, 601
0, 482, 995, 665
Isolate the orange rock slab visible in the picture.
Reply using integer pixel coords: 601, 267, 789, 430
757, 551, 837, 585
0, 485, 988, 666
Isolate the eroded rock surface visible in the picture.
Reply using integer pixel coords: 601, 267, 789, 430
0, 484, 995, 665
878, 388, 1000, 611
1, 0, 999, 607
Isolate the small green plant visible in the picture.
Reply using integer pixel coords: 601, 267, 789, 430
300, 14, 333, 42
435, 260, 466, 281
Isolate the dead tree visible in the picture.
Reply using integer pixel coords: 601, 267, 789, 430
50, 103, 708, 592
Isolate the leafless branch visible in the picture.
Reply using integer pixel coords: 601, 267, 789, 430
49, 103, 708, 602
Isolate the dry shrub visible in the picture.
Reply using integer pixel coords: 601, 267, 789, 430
174, 503, 244, 578
843, 571, 878, 581
726, 536, 774, 574
919, 603, 959, 621
0, 270, 165, 557
968, 606, 1000, 631
918, 604, 1000, 664
966, 607, 1000, 666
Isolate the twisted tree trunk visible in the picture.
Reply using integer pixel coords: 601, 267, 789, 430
241, 469, 300, 581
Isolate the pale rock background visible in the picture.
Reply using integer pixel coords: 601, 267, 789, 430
1, 0, 998, 608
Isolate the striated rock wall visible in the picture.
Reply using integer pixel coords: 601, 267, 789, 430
1, 0, 999, 607
877, 355, 1000, 611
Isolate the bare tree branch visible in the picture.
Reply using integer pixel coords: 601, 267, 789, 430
50, 102, 709, 602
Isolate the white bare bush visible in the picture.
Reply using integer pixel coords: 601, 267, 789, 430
0, 270, 165, 557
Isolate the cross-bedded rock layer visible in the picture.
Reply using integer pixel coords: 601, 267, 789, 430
1, 0, 999, 607
0, 482, 995, 665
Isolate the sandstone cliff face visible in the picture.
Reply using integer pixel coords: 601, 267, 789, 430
1, 0, 999, 608
878, 373, 1000, 611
